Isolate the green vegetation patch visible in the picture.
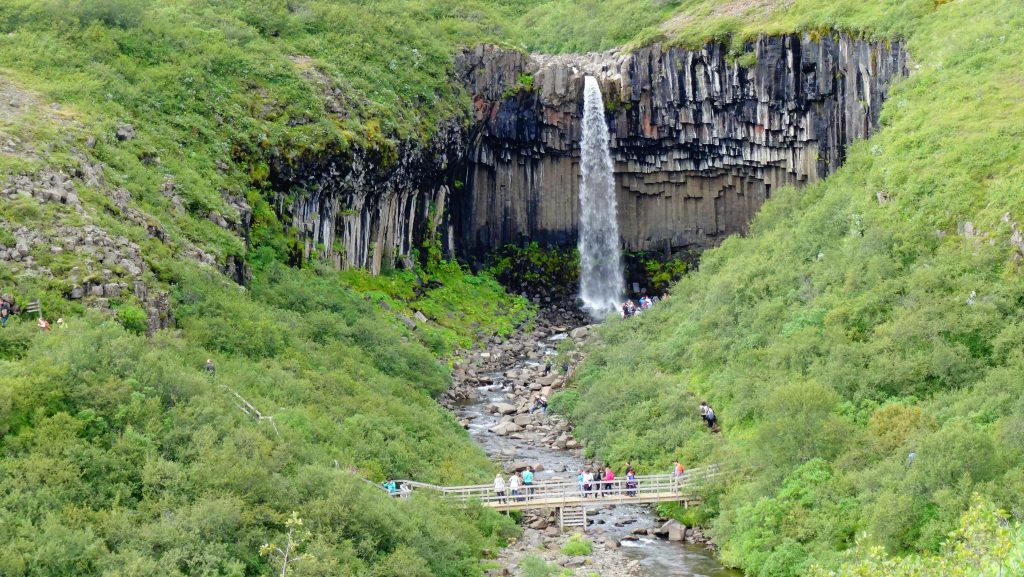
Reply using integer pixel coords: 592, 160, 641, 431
567, 0, 1024, 575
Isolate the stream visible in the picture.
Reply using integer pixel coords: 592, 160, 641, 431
450, 318, 742, 577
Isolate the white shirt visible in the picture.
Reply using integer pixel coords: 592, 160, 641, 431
583, 472, 594, 484
509, 476, 521, 490
494, 476, 506, 492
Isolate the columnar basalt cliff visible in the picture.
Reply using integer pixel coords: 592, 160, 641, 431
269, 122, 463, 274
266, 35, 906, 274
453, 35, 908, 260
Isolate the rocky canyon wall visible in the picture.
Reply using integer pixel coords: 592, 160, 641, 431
269, 122, 462, 274
453, 35, 908, 260
268, 35, 906, 275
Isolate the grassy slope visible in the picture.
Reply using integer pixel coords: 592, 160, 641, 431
0, 258, 527, 576
0, 4, 537, 576
562, 0, 1024, 575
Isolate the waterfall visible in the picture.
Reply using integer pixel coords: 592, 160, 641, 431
578, 76, 624, 318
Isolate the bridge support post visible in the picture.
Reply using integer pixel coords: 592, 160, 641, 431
558, 506, 587, 532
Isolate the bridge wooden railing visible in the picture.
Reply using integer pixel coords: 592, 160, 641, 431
383, 465, 723, 510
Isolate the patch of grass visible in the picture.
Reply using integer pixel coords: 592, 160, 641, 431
560, 533, 593, 556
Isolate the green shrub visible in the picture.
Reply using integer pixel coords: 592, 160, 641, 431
559, 533, 592, 556
521, 556, 559, 577
116, 304, 148, 334
0, 227, 15, 248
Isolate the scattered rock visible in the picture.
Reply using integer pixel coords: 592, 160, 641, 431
115, 123, 135, 141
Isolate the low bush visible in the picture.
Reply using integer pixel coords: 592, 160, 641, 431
559, 534, 592, 556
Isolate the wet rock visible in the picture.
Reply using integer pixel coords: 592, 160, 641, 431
664, 519, 687, 542
489, 422, 522, 435
490, 402, 518, 415
569, 326, 589, 340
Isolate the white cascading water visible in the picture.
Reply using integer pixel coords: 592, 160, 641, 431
578, 76, 624, 318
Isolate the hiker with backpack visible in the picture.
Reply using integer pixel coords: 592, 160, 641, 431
700, 401, 717, 430
0, 299, 10, 328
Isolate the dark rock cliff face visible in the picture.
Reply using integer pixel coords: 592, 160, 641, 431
269, 122, 462, 274
452, 35, 908, 260
265, 35, 906, 274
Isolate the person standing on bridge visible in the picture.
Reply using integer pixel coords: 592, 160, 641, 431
509, 472, 521, 502
577, 469, 585, 496
494, 473, 506, 503
582, 468, 595, 498
522, 466, 534, 496
626, 468, 637, 496
602, 467, 615, 497
673, 461, 685, 489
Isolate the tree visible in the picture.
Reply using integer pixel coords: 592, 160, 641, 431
260, 513, 311, 577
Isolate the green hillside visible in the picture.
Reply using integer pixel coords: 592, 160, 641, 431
1, 4, 537, 575
2, 0, 1023, 576
562, 0, 1024, 575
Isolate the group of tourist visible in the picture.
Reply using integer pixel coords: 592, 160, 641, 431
493, 466, 536, 503
576, 465, 638, 497
620, 294, 666, 317
699, 400, 718, 430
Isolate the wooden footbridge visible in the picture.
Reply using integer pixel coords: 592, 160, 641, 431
384, 465, 723, 530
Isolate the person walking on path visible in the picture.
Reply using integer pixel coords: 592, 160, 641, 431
1, 299, 10, 328
37, 317, 50, 332
204, 359, 216, 377
383, 478, 397, 495
522, 467, 534, 496
494, 473, 506, 503
509, 472, 522, 502
673, 461, 685, 489
700, 401, 717, 430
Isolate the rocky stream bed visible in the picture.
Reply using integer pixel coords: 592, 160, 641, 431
441, 308, 742, 577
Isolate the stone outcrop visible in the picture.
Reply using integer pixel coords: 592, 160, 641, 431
452, 35, 908, 259
269, 122, 462, 274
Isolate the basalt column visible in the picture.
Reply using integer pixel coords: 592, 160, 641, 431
453, 34, 908, 261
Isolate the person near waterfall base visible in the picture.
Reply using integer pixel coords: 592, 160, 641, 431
530, 395, 548, 415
